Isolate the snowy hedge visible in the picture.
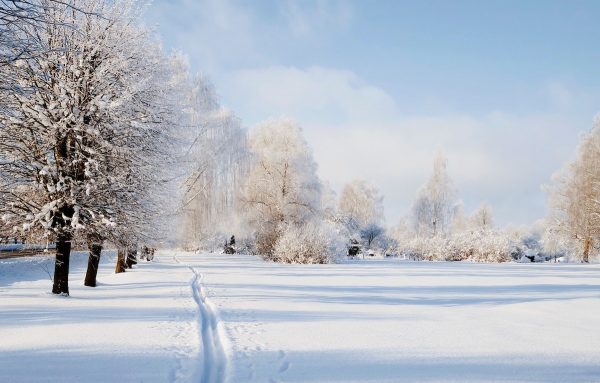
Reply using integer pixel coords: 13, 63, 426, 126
400, 230, 520, 263
271, 222, 345, 264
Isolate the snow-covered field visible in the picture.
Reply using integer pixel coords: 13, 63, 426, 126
2, 252, 600, 382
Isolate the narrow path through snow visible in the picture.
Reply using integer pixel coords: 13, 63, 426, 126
175, 255, 228, 383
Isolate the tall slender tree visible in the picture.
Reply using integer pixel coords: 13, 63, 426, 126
412, 151, 455, 237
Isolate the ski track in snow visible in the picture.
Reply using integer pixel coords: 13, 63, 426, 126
175, 255, 228, 383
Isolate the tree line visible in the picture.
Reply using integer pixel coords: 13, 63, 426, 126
181, 116, 600, 264
0, 0, 206, 294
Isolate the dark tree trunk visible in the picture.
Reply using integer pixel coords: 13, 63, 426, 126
84, 236, 103, 287
126, 244, 137, 268
115, 248, 127, 273
52, 232, 72, 295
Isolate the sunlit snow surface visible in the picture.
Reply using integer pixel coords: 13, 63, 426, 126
1, 252, 600, 382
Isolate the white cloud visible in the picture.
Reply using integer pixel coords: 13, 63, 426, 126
220, 66, 592, 226
280, 0, 354, 38
224, 66, 396, 124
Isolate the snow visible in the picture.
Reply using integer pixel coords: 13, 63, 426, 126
0, 252, 201, 383
2, 252, 600, 382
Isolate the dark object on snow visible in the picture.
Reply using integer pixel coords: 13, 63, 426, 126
52, 231, 72, 295
348, 239, 360, 257
126, 245, 138, 268
141, 246, 155, 261
223, 236, 236, 254
84, 234, 103, 287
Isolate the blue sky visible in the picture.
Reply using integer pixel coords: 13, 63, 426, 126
145, 0, 600, 227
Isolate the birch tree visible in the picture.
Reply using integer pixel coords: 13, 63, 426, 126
174, 66, 251, 250
412, 151, 455, 237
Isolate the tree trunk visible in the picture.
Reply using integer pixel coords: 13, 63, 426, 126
115, 248, 127, 273
583, 237, 591, 263
52, 232, 72, 295
126, 244, 137, 268
84, 236, 103, 287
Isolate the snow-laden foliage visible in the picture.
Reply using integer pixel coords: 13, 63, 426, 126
0, 0, 181, 293
242, 119, 322, 257
399, 229, 518, 263
0, 1, 61, 66
0, 0, 176, 247
335, 180, 389, 254
337, 180, 384, 231
272, 221, 345, 264
545, 118, 600, 263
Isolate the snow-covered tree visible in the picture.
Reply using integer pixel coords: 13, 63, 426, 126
0, 1, 77, 65
177, 69, 251, 250
0, 0, 178, 293
547, 119, 600, 262
337, 180, 384, 232
411, 151, 455, 237
360, 223, 384, 248
241, 118, 321, 257
470, 203, 494, 231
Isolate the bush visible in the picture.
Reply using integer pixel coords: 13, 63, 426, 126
272, 222, 343, 264
256, 226, 281, 259
399, 230, 517, 263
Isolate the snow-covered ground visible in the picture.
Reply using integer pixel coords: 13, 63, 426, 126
2, 252, 600, 382
0, 252, 201, 383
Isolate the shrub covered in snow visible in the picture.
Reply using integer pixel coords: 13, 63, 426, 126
399, 230, 520, 263
272, 222, 345, 264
